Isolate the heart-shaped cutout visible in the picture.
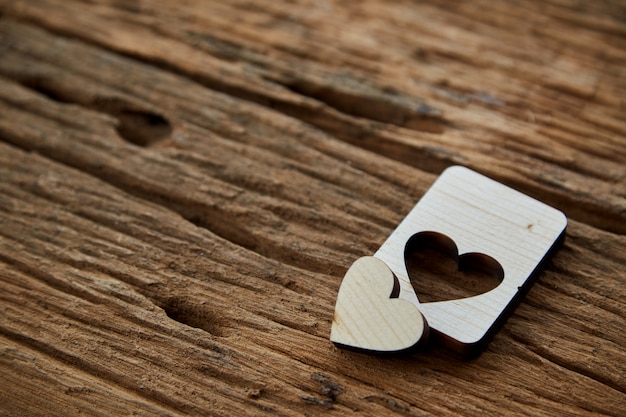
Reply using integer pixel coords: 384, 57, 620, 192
404, 232, 504, 303
330, 256, 429, 353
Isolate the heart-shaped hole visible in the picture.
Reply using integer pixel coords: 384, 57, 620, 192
404, 232, 504, 303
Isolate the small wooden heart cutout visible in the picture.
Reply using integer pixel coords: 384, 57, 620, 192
330, 256, 429, 353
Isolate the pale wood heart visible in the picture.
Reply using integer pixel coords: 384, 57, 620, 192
330, 256, 429, 353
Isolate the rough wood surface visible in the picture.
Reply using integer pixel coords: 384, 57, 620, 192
0, 1, 624, 416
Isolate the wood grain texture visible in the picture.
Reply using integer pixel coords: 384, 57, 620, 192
0, 1, 624, 416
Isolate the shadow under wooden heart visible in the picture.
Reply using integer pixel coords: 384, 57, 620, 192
404, 231, 504, 303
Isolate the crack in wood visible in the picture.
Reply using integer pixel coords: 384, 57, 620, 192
272, 72, 447, 133
16, 77, 172, 147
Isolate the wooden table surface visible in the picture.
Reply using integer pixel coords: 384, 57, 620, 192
0, 1, 624, 416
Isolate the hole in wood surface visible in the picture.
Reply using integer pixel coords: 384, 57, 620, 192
161, 297, 225, 336
113, 109, 172, 147
405, 232, 503, 303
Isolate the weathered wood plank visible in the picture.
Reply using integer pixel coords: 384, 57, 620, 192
1, 137, 624, 415
1, 0, 624, 233
0, 1, 624, 416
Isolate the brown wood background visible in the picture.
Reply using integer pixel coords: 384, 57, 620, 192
0, 1, 624, 415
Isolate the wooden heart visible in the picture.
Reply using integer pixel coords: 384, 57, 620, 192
330, 256, 429, 353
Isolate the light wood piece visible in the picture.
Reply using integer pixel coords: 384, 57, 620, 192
330, 256, 428, 353
375, 166, 567, 356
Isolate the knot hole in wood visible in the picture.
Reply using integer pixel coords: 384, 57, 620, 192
113, 109, 172, 147
159, 296, 227, 337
